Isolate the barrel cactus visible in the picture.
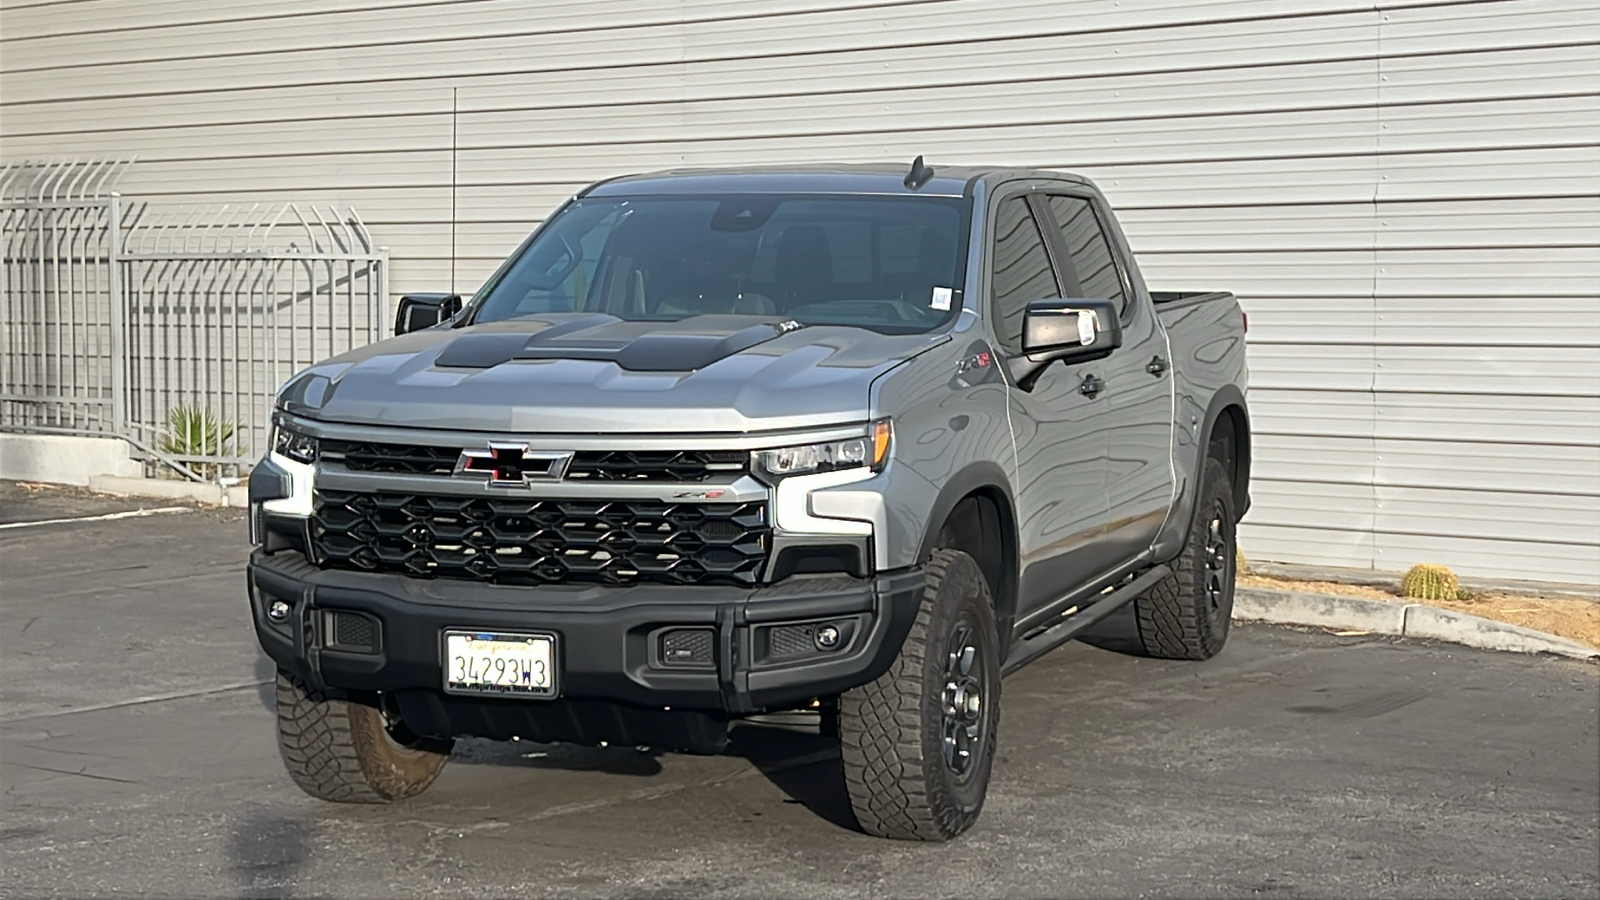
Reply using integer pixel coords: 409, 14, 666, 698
1400, 564, 1459, 601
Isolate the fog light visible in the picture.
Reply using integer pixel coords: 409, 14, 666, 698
267, 600, 291, 622
815, 624, 841, 650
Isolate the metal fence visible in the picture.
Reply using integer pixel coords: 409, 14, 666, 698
1, 158, 388, 482
1, 158, 132, 440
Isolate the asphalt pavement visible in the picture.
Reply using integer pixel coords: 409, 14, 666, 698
1, 482, 1596, 899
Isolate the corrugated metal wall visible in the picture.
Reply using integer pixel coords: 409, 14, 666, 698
3, 0, 1597, 583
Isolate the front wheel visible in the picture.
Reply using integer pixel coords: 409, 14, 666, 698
275, 670, 453, 803
838, 549, 1001, 841
1132, 456, 1238, 660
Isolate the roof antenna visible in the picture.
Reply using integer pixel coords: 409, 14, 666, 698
904, 155, 934, 190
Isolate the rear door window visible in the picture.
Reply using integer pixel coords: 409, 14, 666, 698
1045, 195, 1127, 315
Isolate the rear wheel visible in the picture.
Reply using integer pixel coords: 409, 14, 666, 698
275, 670, 453, 803
1133, 456, 1237, 660
838, 549, 1000, 841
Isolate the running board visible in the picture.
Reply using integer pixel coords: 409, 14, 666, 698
1001, 564, 1171, 676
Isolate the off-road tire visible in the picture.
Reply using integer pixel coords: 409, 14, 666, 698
839, 549, 1000, 841
1133, 456, 1237, 660
275, 670, 453, 803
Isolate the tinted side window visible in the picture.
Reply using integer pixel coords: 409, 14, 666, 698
991, 196, 1059, 351
1046, 195, 1126, 314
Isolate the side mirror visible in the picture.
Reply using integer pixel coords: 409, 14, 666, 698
1008, 297, 1123, 389
394, 293, 462, 335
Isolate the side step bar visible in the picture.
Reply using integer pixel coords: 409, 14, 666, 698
1001, 564, 1171, 676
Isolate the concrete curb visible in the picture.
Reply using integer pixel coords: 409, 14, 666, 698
1247, 561, 1599, 602
1234, 587, 1599, 661
87, 475, 249, 508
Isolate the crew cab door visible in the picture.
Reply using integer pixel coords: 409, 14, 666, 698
988, 189, 1112, 625
1037, 193, 1177, 565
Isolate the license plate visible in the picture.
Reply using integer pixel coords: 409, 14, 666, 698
443, 630, 558, 698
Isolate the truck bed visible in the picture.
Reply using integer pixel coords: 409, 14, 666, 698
1151, 290, 1233, 307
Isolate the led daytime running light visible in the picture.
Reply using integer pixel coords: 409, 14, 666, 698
756, 421, 891, 477
272, 423, 319, 464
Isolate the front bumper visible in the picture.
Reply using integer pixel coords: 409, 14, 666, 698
249, 549, 923, 726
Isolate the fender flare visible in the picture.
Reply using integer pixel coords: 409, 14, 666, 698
1152, 385, 1251, 563
914, 460, 1020, 640
1199, 383, 1252, 516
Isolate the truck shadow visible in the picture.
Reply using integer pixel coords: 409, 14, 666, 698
449, 738, 666, 776
253, 651, 277, 713
445, 718, 858, 832
726, 720, 858, 833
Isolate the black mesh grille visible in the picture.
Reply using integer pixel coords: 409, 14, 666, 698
321, 440, 457, 476
322, 441, 747, 482
660, 629, 715, 668
567, 450, 747, 482
769, 624, 817, 659
329, 611, 378, 650
309, 490, 768, 586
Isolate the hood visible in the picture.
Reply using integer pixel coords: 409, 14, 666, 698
278, 314, 948, 433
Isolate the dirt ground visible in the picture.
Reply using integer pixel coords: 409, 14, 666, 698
1239, 571, 1600, 651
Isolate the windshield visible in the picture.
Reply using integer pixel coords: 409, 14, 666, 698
471, 194, 969, 334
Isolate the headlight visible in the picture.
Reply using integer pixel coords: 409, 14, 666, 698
756, 420, 891, 478
272, 421, 319, 464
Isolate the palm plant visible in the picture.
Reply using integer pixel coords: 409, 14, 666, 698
158, 405, 237, 480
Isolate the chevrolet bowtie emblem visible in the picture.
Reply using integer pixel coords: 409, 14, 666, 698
454, 443, 574, 486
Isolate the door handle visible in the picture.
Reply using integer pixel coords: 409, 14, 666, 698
1146, 355, 1168, 377
1079, 374, 1105, 399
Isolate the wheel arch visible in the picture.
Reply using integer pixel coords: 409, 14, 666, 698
915, 461, 1020, 647
1204, 386, 1251, 517
1151, 385, 1251, 564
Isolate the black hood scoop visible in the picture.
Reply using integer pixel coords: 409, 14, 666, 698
434, 315, 805, 372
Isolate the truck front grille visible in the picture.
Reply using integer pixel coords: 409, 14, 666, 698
309, 490, 769, 586
320, 441, 747, 482
567, 450, 747, 482
320, 440, 456, 476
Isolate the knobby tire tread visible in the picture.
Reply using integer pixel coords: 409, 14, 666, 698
1134, 457, 1235, 660
839, 549, 995, 841
275, 670, 449, 803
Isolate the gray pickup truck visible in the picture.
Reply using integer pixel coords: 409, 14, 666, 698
249, 161, 1250, 841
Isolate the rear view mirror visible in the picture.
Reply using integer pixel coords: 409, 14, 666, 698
394, 293, 462, 335
1008, 297, 1122, 389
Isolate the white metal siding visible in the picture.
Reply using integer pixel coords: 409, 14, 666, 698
3, 0, 1597, 582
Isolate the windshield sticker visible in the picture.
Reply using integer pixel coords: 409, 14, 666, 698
931, 287, 953, 311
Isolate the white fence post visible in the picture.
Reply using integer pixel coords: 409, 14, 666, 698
107, 190, 126, 438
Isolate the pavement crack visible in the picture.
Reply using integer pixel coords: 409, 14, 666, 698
1, 679, 271, 724
5, 566, 245, 601
5, 762, 140, 784
20, 744, 120, 761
